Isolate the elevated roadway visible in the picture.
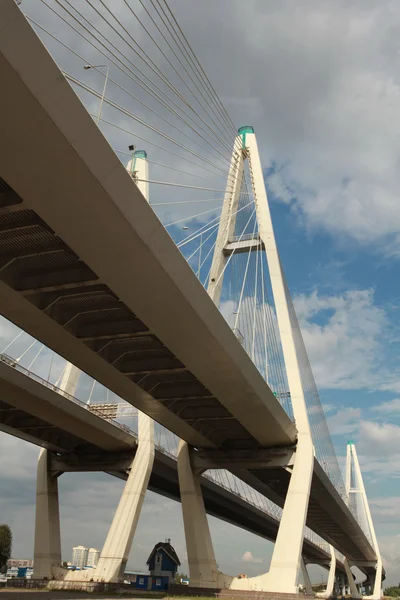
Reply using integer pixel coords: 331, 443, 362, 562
0, 0, 376, 566
0, 356, 336, 570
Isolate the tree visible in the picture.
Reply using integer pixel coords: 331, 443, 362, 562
174, 572, 189, 584
383, 586, 400, 597
0, 525, 12, 572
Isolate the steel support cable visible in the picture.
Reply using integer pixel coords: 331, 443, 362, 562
97, 0, 236, 156
255, 249, 280, 389
136, 179, 251, 194
263, 279, 291, 414
233, 215, 257, 332
177, 199, 254, 248
93, 115, 228, 179
16, 339, 37, 363
246, 155, 291, 409
132, 0, 237, 151
196, 231, 220, 285
1, 329, 23, 354
36, 2, 237, 172
251, 255, 267, 376
155, 0, 239, 140
250, 253, 267, 377
185, 224, 219, 267
283, 275, 344, 490
120, 0, 236, 154
27, 344, 45, 371
28, 13, 226, 180
251, 240, 261, 362
164, 204, 222, 228
145, 0, 236, 139
152, 198, 223, 206
212, 206, 257, 293
66, 75, 231, 176
88, 379, 96, 405
158, 0, 240, 144
46, 351, 55, 383
68, 0, 236, 165
113, 151, 228, 185
260, 246, 269, 383
63, 53, 231, 171
285, 283, 335, 475
57, 0, 237, 168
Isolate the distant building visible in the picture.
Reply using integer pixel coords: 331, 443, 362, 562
7, 559, 33, 568
146, 539, 181, 586
87, 548, 100, 568
71, 546, 89, 569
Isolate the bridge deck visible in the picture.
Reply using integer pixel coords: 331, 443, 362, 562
0, 0, 375, 567
0, 358, 340, 570
0, 0, 295, 453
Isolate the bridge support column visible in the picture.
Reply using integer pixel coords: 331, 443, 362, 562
370, 557, 383, 600
33, 449, 62, 579
344, 558, 361, 599
94, 413, 154, 582
177, 440, 219, 587
316, 546, 336, 598
267, 436, 314, 593
300, 559, 313, 595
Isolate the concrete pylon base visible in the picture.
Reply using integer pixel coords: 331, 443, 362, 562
301, 559, 314, 596
344, 558, 362, 599
178, 439, 316, 593
33, 448, 62, 579
93, 413, 154, 583
315, 546, 336, 598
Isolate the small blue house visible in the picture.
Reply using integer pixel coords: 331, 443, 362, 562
146, 539, 181, 589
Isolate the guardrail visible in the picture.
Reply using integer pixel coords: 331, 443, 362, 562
0, 352, 135, 437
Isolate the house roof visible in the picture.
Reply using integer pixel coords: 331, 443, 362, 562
146, 542, 181, 567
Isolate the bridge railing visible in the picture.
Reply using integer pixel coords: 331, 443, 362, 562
0, 352, 134, 437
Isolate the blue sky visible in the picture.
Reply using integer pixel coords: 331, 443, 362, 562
1, 0, 400, 588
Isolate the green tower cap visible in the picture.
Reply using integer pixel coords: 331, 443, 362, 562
347, 440, 355, 445
134, 150, 147, 159
238, 126, 254, 135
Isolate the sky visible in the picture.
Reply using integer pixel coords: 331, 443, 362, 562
1, 0, 400, 588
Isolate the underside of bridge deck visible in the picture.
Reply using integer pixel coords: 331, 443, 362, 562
0, 7, 296, 454
0, 2, 377, 574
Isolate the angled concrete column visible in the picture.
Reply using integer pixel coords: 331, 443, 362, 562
316, 546, 336, 598
177, 440, 218, 587
33, 449, 62, 579
59, 362, 81, 397
344, 558, 361, 599
94, 413, 154, 582
325, 546, 337, 598
301, 559, 314, 595
371, 557, 383, 600
267, 437, 314, 592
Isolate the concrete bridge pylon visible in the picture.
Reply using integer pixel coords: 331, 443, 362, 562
178, 127, 315, 593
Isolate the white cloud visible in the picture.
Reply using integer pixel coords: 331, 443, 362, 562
295, 289, 388, 390
241, 550, 263, 564
370, 497, 400, 522
358, 421, 400, 457
371, 398, 400, 414
327, 407, 361, 435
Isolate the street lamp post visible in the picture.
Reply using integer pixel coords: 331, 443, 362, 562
83, 64, 109, 125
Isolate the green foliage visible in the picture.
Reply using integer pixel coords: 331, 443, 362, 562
0, 524, 12, 570
174, 571, 189, 584
384, 586, 400, 597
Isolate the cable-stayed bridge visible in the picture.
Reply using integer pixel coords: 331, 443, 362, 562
0, 0, 382, 596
